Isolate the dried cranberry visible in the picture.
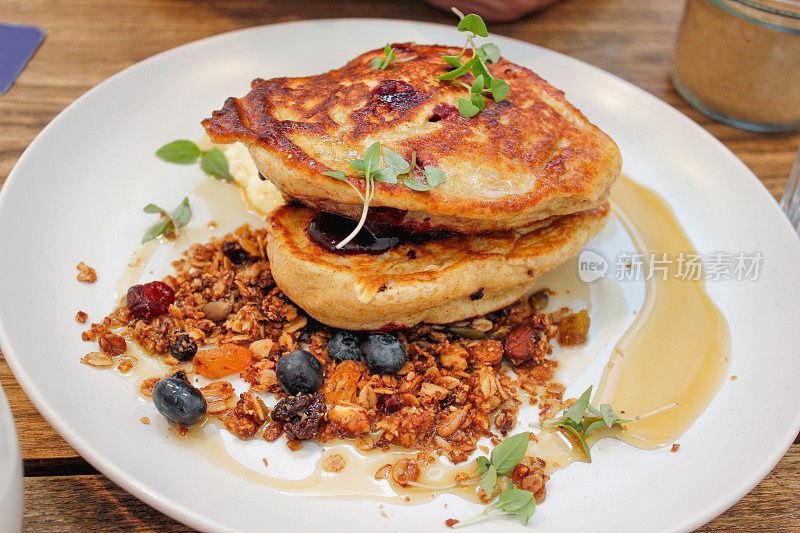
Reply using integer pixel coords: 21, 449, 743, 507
126, 281, 175, 320
220, 241, 250, 264
381, 393, 404, 414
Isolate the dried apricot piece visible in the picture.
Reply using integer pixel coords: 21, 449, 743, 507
194, 344, 253, 379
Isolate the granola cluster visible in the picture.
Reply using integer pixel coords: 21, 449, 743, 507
82, 225, 581, 463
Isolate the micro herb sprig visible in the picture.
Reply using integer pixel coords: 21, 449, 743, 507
370, 43, 416, 70
537, 386, 679, 460
435, 9, 510, 118
450, 488, 536, 528
448, 432, 536, 528
141, 197, 191, 243
156, 140, 232, 182
322, 141, 445, 248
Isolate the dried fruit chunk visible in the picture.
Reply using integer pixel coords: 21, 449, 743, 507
271, 391, 327, 441
194, 343, 252, 379
558, 310, 590, 346
126, 281, 175, 320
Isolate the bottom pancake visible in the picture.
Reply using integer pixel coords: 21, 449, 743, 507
266, 204, 610, 330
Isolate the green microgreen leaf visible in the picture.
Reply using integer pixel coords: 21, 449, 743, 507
490, 78, 510, 102
141, 219, 171, 244
141, 197, 192, 243
200, 148, 232, 181
564, 386, 593, 424
403, 176, 435, 191
498, 488, 536, 525
470, 57, 493, 88
443, 54, 463, 68
322, 171, 348, 180
435, 58, 475, 81
480, 43, 501, 63
374, 167, 399, 184
362, 141, 381, 176
370, 43, 415, 70
490, 432, 530, 476
476, 456, 490, 475
480, 464, 497, 497
600, 404, 618, 428
348, 159, 365, 173
457, 13, 489, 37
436, 14, 509, 119
171, 197, 192, 226
583, 419, 607, 436
423, 166, 446, 187
458, 97, 480, 118
155, 140, 202, 164
143, 203, 166, 215
382, 147, 411, 174
470, 92, 486, 111
470, 74, 484, 94
557, 419, 593, 460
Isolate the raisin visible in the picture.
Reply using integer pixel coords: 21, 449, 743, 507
170, 333, 198, 361
220, 241, 250, 264
173, 370, 188, 381
126, 281, 175, 320
271, 391, 327, 441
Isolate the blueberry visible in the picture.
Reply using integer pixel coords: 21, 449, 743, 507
169, 333, 197, 362
361, 333, 406, 374
326, 331, 363, 362
276, 349, 324, 395
152, 377, 207, 425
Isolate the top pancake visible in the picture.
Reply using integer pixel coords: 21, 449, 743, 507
203, 43, 621, 233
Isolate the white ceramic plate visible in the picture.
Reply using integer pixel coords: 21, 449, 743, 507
1, 19, 799, 533
0, 384, 23, 533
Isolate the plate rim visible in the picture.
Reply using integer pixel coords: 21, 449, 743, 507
1, 18, 799, 533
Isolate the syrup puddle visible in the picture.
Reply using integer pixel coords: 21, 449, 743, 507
597, 176, 732, 448
113, 171, 731, 505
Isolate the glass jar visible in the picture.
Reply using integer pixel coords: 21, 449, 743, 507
671, 0, 800, 132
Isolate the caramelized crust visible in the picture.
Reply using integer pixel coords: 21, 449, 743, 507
203, 43, 621, 233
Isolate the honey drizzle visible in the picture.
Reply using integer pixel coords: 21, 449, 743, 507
595, 175, 732, 448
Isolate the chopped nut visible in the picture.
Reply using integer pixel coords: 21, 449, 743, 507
321, 452, 346, 473
201, 300, 232, 322
76, 262, 97, 283
327, 405, 370, 436
391, 458, 420, 486
81, 352, 114, 367
99, 333, 127, 356
117, 355, 137, 373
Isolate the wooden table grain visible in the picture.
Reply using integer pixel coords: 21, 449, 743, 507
1, 0, 798, 530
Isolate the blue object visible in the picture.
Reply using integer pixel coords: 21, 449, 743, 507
0, 23, 46, 95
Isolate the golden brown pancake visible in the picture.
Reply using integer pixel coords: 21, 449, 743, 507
204, 43, 621, 234
266, 203, 610, 330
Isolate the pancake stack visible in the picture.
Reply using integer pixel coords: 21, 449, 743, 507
203, 43, 620, 330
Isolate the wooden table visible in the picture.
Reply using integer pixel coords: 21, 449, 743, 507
2, 0, 799, 530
